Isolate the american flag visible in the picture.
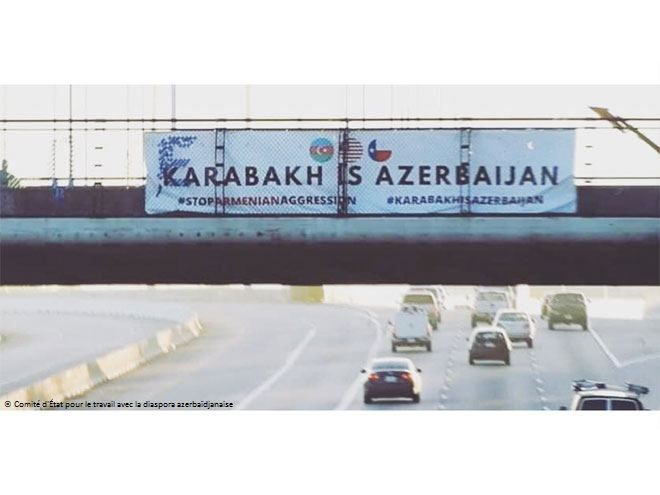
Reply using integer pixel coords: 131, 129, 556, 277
342, 137, 363, 163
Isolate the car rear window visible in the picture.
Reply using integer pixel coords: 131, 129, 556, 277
611, 399, 639, 410
372, 360, 410, 371
498, 313, 527, 322
580, 398, 608, 410
403, 294, 434, 305
477, 292, 507, 302
474, 331, 504, 343
553, 294, 584, 304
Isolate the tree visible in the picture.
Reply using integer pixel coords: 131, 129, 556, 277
0, 159, 21, 188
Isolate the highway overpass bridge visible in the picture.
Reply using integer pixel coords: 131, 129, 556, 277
1, 186, 658, 285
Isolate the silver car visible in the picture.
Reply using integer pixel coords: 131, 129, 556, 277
471, 290, 512, 327
493, 309, 536, 348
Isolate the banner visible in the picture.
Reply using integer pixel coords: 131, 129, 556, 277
144, 129, 576, 215
469, 130, 577, 213
144, 131, 217, 214
346, 129, 576, 214
345, 130, 463, 214
223, 130, 340, 214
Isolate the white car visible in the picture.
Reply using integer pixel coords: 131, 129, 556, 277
560, 380, 650, 410
401, 289, 440, 329
390, 305, 433, 352
492, 309, 536, 348
471, 289, 512, 327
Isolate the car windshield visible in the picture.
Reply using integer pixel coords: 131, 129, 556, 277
553, 294, 583, 303
474, 331, 504, 343
403, 294, 433, 305
498, 313, 527, 322
477, 292, 507, 302
372, 360, 410, 371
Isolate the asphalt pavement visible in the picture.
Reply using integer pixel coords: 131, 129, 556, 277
71, 290, 660, 410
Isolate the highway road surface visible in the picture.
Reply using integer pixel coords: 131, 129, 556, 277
54, 287, 659, 411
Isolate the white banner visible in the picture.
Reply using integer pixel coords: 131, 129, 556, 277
469, 130, 577, 213
144, 129, 577, 215
346, 129, 576, 214
144, 131, 217, 214
345, 130, 463, 214
223, 130, 340, 214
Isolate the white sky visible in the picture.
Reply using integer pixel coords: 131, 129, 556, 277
2, 85, 659, 120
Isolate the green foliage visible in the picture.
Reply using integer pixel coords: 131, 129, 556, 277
0, 159, 21, 188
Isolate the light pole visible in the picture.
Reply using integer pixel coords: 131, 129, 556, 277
68, 84, 73, 187
171, 84, 176, 130
589, 106, 660, 154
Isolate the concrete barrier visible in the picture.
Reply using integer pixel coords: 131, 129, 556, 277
0, 313, 202, 409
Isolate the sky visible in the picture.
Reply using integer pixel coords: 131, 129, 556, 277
1, 85, 658, 185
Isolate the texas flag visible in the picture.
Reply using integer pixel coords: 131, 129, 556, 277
368, 139, 392, 162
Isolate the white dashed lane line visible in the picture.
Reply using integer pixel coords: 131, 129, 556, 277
436, 324, 467, 410
529, 348, 550, 409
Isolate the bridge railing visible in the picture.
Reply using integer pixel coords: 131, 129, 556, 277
1, 117, 658, 217
1, 116, 658, 189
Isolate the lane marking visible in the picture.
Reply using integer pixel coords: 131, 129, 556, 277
535, 378, 544, 385
536, 386, 545, 394
619, 352, 660, 368
334, 310, 383, 410
436, 321, 470, 410
587, 326, 622, 368
238, 325, 317, 410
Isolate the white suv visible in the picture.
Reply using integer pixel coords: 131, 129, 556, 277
560, 380, 650, 410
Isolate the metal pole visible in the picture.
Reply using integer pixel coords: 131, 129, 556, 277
68, 84, 73, 187
171, 84, 176, 130
1, 85, 5, 163
126, 85, 130, 186
245, 85, 251, 126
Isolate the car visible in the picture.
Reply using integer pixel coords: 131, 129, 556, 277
445, 287, 474, 310
492, 309, 536, 348
436, 286, 448, 308
471, 289, 512, 327
560, 380, 650, 410
362, 357, 422, 404
476, 286, 516, 307
401, 289, 440, 330
540, 293, 555, 319
467, 326, 512, 365
547, 292, 589, 330
410, 285, 447, 312
390, 305, 433, 352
